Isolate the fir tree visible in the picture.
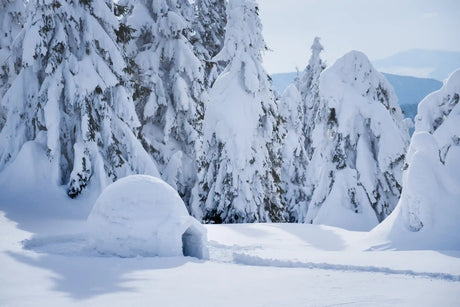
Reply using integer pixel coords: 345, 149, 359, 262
296, 37, 326, 159
281, 37, 325, 222
304, 51, 411, 229
280, 85, 309, 222
0, 0, 26, 131
0, 0, 159, 197
192, 0, 285, 223
124, 0, 207, 210
192, 0, 227, 87
400, 69, 460, 232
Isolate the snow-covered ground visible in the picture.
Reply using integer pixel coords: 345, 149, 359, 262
0, 141, 458, 306
0, 93, 459, 306
1, 186, 459, 306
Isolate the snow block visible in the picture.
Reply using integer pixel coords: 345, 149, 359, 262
87, 175, 208, 258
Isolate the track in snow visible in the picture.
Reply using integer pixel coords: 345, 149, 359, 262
232, 253, 460, 282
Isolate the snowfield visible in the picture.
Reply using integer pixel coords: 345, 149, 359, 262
1, 184, 459, 306
0, 158, 459, 306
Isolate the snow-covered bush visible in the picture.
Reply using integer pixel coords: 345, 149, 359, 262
87, 175, 209, 258
305, 51, 411, 230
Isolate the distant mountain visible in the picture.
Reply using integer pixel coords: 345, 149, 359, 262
271, 71, 442, 120
373, 49, 460, 81
383, 73, 442, 119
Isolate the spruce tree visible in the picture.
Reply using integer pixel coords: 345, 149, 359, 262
304, 51, 410, 230
0, 0, 24, 47
296, 37, 326, 159
279, 85, 309, 222
281, 37, 325, 222
0, 0, 159, 197
0, 0, 25, 79
192, 0, 227, 87
124, 0, 207, 209
192, 0, 284, 223
372, 69, 460, 249
0, 0, 26, 131
399, 69, 460, 232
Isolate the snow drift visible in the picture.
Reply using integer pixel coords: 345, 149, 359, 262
371, 69, 460, 250
87, 175, 208, 258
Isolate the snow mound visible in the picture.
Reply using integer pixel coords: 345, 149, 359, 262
0, 140, 99, 224
370, 69, 460, 250
87, 175, 208, 258
0, 141, 53, 190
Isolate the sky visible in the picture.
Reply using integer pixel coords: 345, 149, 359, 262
258, 0, 460, 74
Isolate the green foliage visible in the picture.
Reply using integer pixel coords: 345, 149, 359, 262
114, 3, 130, 17
79, 0, 93, 7
115, 23, 135, 44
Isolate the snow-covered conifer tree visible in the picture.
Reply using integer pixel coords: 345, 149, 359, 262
0, 0, 25, 65
295, 37, 326, 159
279, 85, 309, 222
0, 0, 25, 75
0, 0, 26, 130
192, 0, 227, 87
124, 0, 206, 208
304, 51, 410, 230
0, 0, 159, 197
372, 69, 460, 249
192, 0, 284, 223
399, 69, 460, 233
281, 37, 325, 222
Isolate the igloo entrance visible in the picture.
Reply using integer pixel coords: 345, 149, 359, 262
182, 226, 206, 259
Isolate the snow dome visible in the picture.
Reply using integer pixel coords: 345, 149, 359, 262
87, 175, 208, 259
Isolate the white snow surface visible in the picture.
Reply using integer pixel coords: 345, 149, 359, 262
1, 162, 459, 305
87, 175, 208, 258
1, 210, 459, 306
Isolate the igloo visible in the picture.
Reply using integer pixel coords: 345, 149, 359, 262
87, 175, 208, 259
